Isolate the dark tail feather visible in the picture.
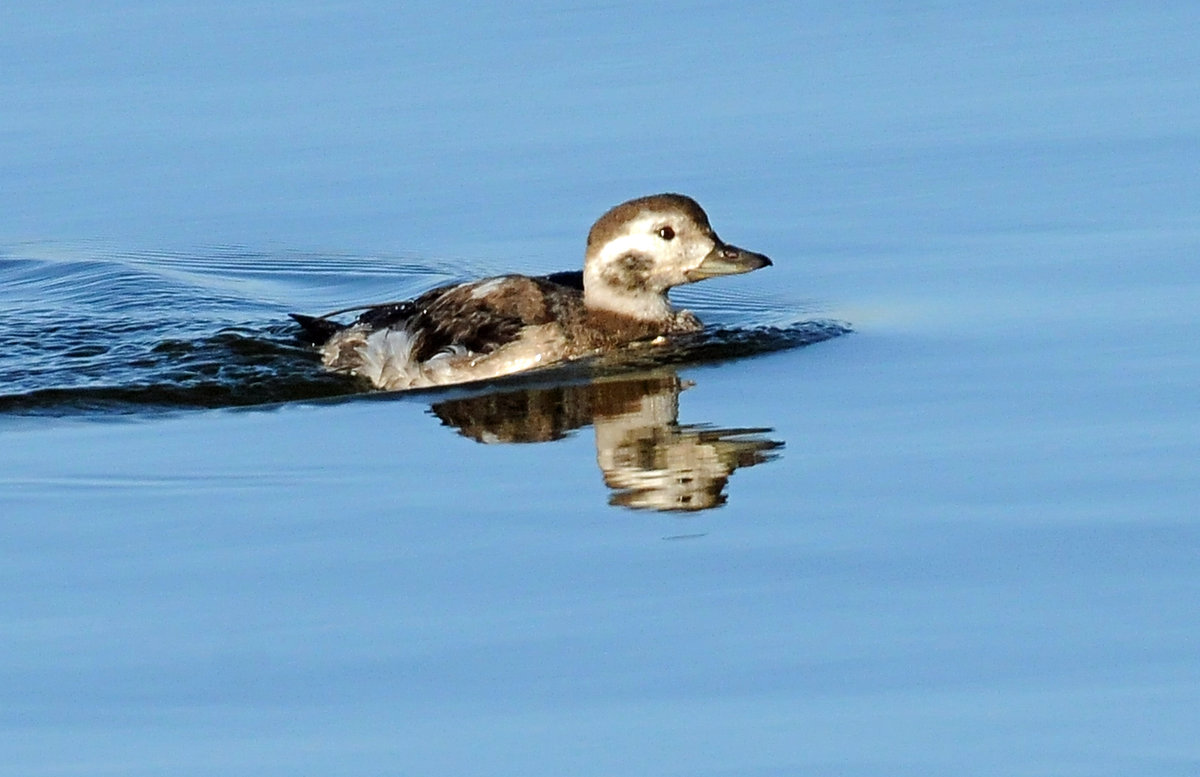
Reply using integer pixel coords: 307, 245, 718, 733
289, 313, 346, 345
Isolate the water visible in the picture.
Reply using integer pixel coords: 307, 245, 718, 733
3, 2, 1199, 775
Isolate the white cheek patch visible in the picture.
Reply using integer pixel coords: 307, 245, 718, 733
592, 218, 715, 276
584, 218, 682, 319
595, 231, 660, 265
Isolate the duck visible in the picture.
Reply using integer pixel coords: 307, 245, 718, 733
290, 193, 771, 390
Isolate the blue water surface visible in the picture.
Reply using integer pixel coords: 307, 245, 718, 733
2, 2, 1199, 776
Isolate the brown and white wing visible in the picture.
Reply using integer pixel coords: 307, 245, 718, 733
404, 275, 570, 362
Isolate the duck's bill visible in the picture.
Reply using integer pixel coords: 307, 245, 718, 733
686, 244, 773, 281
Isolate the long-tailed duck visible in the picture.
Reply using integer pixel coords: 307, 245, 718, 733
291, 193, 771, 390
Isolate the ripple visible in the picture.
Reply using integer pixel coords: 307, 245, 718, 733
0, 246, 850, 418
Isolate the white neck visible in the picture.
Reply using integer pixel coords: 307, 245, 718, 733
583, 276, 674, 321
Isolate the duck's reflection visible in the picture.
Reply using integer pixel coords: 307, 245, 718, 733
429, 372, 781, 512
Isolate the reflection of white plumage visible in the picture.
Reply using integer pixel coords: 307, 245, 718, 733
291, 194, 771, 390
592, 378, 782, 512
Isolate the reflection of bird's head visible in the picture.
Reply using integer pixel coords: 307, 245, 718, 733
604, 437, 730, 511
590, 374, 781, 511
600, 425, 782, 512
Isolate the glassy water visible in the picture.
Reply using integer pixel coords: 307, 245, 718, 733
3, 3, 1198, 775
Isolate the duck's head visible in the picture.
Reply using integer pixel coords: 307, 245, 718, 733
582, 193, 772, 320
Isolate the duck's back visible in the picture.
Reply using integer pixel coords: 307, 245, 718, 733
319, 275, 589, 390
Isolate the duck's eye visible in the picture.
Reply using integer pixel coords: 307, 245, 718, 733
657, 226, 675, 241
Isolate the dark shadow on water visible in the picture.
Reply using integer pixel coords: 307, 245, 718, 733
0, 323, 356, 415
0, 319, 849, 417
